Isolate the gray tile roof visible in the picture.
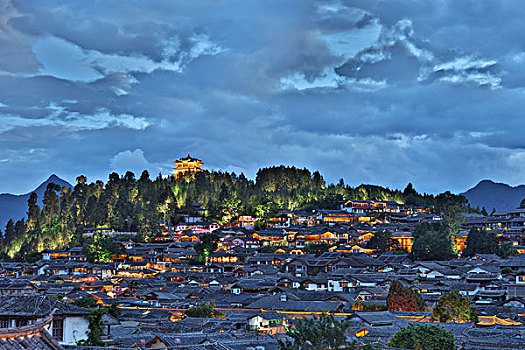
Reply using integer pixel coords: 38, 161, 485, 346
0, 295, 89, 317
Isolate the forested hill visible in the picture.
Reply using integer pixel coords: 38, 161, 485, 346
0, 174, 71, 228
0, 166, 472, 260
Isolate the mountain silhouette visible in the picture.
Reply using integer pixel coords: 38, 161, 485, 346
0, 174, 71, 229
460, 179, 525, 212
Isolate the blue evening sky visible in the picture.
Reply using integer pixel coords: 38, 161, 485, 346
1, 0, 524, 194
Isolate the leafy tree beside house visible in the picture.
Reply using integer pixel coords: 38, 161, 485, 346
501, 266, 513, 276
72, 296, 98, 309
185, 301, 224, 318
77, 308, 106, 346
432, 290, 477, 323
72, 297, 120, 347
366, 230, 397, 252
387, 280, 426, 312
443, 204, 466, 234
462, 227, 500, 257
304, 242, 331, 256
83, 234, 122, 263
387, 324, 457, 350
501, 241, 518, 258
411, 222, 457, 261
194, 233, 219, 263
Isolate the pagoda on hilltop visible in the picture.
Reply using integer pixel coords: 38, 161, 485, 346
172, 152, 204, 178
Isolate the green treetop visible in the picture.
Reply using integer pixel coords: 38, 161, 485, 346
185, 301, 224, 318
387, 324, 457, 350
83, 234, 122, 263
278, 315, 356, 350
462, 227, 500, 257
194, 233, 219, 263
432, 290, 477, 323
366, 230, 397, 252
411, 222, 457, 261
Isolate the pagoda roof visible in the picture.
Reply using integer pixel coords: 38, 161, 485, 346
174, 152, 203, 163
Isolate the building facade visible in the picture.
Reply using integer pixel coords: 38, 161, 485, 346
172, 153, 204, 178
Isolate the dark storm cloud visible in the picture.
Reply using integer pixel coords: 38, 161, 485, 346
2, 0, 525, 194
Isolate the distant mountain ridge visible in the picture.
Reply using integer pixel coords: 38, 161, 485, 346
0, 174, 71, 228
460, 179, 525, 212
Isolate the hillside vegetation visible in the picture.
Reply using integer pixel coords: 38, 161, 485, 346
0, 166, 472, 260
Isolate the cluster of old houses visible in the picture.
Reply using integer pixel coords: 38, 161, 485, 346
155, 199, 525, 256
3, 243, 525, 349
3, 200, 525, 349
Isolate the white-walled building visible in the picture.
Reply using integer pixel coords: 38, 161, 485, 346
0, 295, 90, 346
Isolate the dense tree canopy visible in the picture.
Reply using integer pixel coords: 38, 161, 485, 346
501, 241, 518, 258
278, 315, 356, 350
83, 234, 123, 263
462, 228, 500, 257
432, 290, 477, 323
411, 222, 457, 261
387, 280, 426, 312
304, 242, 331, 256
185, 301, 224, 318
387, 324, 457, 350
366, 230, 397, 252
443, 204, 467, 234
193, 233, 219, 263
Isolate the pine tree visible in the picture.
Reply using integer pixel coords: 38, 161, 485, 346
403, 182, 417, 196
139, 170, 150, 182
26, 192, 40, 230
43, 183, 61, 221
3, 220, 15, 245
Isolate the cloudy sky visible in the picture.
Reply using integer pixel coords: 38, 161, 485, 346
1, 0, 525, 194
